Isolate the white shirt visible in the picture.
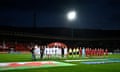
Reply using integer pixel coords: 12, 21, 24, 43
64, 48, 68, 55
52, 47, 56, 54
34, 48, 40, 55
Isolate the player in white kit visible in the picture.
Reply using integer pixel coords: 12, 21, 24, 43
64, 47, 68, 58
34, 45, 40, 59
52, 47, 56, 57
55, 47, 59, 58
49, 47, 53, 58
58, 47, 61, 58
46, 46, 50, 58
43, 46, 47, 58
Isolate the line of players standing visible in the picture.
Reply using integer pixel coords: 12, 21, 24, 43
68, 47, 108, 57
29, 45, 67, 60
30, 45, 108, 60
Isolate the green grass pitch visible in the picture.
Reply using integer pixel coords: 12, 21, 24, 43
0, 53, 120, 72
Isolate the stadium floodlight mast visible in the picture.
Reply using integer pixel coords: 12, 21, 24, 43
67, 10, 77, 39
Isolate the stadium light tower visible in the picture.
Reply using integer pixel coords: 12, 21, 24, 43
67, 10, 77, 39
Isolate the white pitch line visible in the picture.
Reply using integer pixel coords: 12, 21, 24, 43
64, 59, 107, 62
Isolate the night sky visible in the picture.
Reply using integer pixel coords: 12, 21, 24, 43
0, 0, 120, 30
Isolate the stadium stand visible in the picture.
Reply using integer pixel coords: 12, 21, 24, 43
0, 26, 120, 52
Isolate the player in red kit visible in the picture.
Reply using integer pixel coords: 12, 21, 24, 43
89, 48, 92, 57
92, 48, 94, 56
85, 48, 88, 57
99, 48, 102, 56
86, 48, 89, 57
102, 49, 104, 56
79, 47, 82, 57
105, 48, 108, 56
94, 48, 97, 56
97, 48, 100, 56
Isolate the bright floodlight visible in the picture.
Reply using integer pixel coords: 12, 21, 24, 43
67, 11, 76, 21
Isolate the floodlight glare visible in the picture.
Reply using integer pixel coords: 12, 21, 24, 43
67, 11, 76, 21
